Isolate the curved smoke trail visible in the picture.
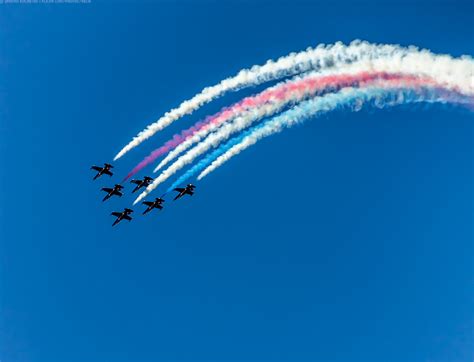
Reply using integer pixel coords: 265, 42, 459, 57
164, 86, 472, 191
142, 53, 474, 191
115, 41, 422, 160
134, 68, 472, 201
197, 87, 473, 181
133, 80, 472, 204
127, 71, 405, 179
126, 51, 474, 179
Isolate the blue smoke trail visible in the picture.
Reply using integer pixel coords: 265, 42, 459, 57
166, 127, 258, 193
166, 85, 473, 192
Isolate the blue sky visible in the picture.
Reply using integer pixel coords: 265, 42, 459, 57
0, 0, 473, 360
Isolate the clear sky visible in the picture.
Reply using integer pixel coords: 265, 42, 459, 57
0, 0, 473, 360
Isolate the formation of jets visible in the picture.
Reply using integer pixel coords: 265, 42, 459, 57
90, 162, 195, 226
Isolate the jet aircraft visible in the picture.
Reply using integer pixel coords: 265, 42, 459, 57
130, 176, 154, 193
173, 184, 196, 201
111, 208, 133, 226
142, 197, 165, 214
101, 184, 124, 202
91, 163, 113, 180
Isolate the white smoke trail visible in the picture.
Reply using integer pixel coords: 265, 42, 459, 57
115, 41, 419, 160
197, 86, 472, 180
131, 55, 474, 202
133, 82, 470, 205
134, 101, 284, 204
152, 68, 334, 173
153, 53, 474, 173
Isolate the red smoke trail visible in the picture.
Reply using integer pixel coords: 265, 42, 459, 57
125, 71, 427, 180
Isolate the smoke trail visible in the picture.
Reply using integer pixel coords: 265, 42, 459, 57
125, 52, 474, 179
171, 86, 471, 190
114, 41, 420, 160
169, 86, 472, 189
127, 71, 408, 179
133, 81, 472, 204
197, 87, 473, 181
142, 53, 474, 188
133, 77, 453, 198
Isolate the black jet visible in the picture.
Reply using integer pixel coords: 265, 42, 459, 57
101, 184, 124, 202
91, 163, 114, 180
111, 208, 133, 226
142, 197, 165, 215
173, 184, 196, 201
130, 176, 154, 193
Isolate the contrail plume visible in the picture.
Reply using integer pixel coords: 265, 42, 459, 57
125, 51, 474, 178
115, 41, 424, 160
133, 78, 472, 204
197, 87, 473, 181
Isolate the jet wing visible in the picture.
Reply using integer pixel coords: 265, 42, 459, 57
174, 188, 184, 192
186, 189, 194, 196
102, 187, 112, 193
123, 215, 132, 221
91, 166, 102, 172
111, 212, 122, 217
143, 201, 154, 206
131, 180, 141, 185
103, 169, 113, 176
